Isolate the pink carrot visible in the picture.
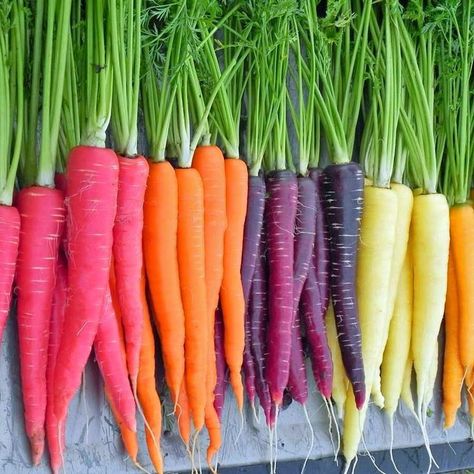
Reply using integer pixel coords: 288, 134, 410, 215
94, 284, 136, 432
16, 186, 66, 464
46, 252, 68, 474
54, 146, 119, 426
113, 155, 149, 388
0, 205, 20, 341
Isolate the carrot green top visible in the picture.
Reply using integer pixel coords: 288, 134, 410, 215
301, 0, 371, 166
245, 0, 296, 175
360, 1, 402, 189
434, 0, 474, 205
290, 7, 320, 175
80, 0, 113, 150
109, 0, 142, 157
22, 0, 72, 188
0, 0, 25, 205
395, 1, 439, 195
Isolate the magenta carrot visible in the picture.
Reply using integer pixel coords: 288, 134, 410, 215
113, 155, 149, 387
54, 146, 119, 426
46, 252, 68, 474
16, 187, 66, 464
214, 305, 227, 421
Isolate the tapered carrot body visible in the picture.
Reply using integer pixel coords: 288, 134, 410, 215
17, 186, 66, 464
46, 252, 68, 474
220, 158, 248, 411
94, 286, 136, 432
450, 205, 474, 371
143, 161, 185, 405
342, 185, 398, 464
442, 248, 464, 429
0, 205, 20, 341
113, 155, 149, 387
54, 146, 119, 426
411, 193, 449, 414
381, 248, 414, 418
192, 145, 226, 459
177, 383, 191, 445
176, 167, 208, 431
137, 274, 163, 474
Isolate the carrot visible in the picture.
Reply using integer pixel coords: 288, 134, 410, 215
442, 249, 464, 429
54, 146, 119, 427
137, 273, 164, 474
192, 145, 226, 465
400, 357, 415, 414
450, 205, 474, 371
177, 383, 191, 446
46, 252, 67, 474
143, 161, 185, 405
16, 187, 66, 464
220, 158, 248, 411
113, 155, 149, 388
176, 167, 208, 431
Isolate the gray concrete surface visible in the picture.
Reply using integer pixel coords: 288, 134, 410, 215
0, 307, 471, 473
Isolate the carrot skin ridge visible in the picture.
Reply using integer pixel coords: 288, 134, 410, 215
265, 170, 298, 405
213, 305, 227, 421
308, 168, 330, 316
0, 205, 20, 342
220, 158, 248, 410
94, 285, 137, 432
322, 162, 365, 408
176, 167, 208, 431
16, 186, 66, 464
143, 161, 185, 405
46, 252, 68, 473
113, 155, 149, 387
54, 146, 119, 425
249, 235, 273, 426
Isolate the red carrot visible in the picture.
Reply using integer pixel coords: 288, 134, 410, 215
54, 147, 119, 426
46, 252, 68, 474
113, 155, 149, 387
0, 206, 20, 342
16, 187, 66, 464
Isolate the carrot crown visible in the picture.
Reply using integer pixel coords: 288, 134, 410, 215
80, 0, 113, 149
109, 0, 142, 157
0, 1, 25, 205
21, 0, 72, 188
433, 0, 474, 205
360, 1, 402, 189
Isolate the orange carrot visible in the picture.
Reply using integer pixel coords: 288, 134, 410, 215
137, 273, 164, 474
442, 249, 463, 429
176, 167, 208, 431
450, 205, 474, 371
192, 145, 226, 462
177, 383, 191, 446
143, 161, 185, 405
220, 158, 248, 411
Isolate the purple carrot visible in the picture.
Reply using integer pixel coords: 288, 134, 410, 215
300, 264, 333, 399
213, 305, 227, 420
250, 235, 272, 427
287, 312, 308, 405
243, 309, 257, 407
322, 162, 365, 409
241, 174, 266, 304
308, 168, 330, 315
265, 170, 298, 405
